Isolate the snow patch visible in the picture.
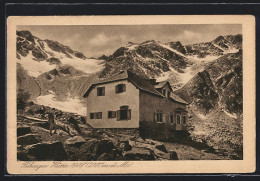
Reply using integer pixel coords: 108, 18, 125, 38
35, 94, 86, 116
126, 44, 138, 50
197, 114, 206, 120
187, 55, 221, 62
61, 57, 104, 74
180, 66, 194, 84
212, 43, 239, 54
158, 43, 186, 58
224, 110, 237, 119
156, 71, 170, 82
43, 41, 105, 74
17, 52, 56, 77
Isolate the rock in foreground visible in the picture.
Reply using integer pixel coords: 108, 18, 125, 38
123, 147, 155, 160
26, 141, 68, 161
17, 126, 32, 137
17, 134, 38, 146
64, 136, 86, 148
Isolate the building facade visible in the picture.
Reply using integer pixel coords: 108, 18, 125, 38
83, 70, 188, 130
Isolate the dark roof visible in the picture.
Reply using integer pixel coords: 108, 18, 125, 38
95, 70, 129, 84
83, 70, 188, 105
127, 71, 162, 97
175, 107, 188, 112
170, 94, 188, 105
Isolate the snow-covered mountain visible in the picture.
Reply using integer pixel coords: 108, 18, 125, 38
185, 34, 242, 58
16, 30, 104, 77
174, 50, 243, 156
17, 30, 242, 116
175, 50, 242, 115
99, 35, 241, 89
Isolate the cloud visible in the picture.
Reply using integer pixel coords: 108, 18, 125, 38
173, 30, 203, 44
63, 33, 81, 46
88, 33, 127, 46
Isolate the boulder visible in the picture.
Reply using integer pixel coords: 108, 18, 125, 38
123, 147, 155, 160
154, 149, 168, 159
79, 139, 116, 158
26, 141, 68, 161
17, 134, 38, 145
168, 151, 179, 160
17, 126, 32, 137
65, 136, 86, 148
35, 106, 46, 114
119, 140, 132, 151
17, 150, 31, 161
97, 153, 114, 161
155, 144, 168, 153
80, 116, 86, 124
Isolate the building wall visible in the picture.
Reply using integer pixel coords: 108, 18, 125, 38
86, 80, 139, 128
139, 91, 187, 130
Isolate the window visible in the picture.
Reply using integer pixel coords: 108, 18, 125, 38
97, 87, 105, 96
154, 110, 163, 122
162, 89, 166, 96
170, 114, 174, 123
115, 84, 126, 93
157, 112, 163, 122
117, 106, 131, 120
183, 115, 187, 124
108, 111, 116, 118
176, 114, 181, 124
90, 113, 94, 119
97, 112, 102, 119
90, 112, 102, 119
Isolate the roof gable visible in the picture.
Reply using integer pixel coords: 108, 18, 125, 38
154, 81, 173, 92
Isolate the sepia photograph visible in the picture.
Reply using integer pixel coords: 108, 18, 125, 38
7, 15, 255, 174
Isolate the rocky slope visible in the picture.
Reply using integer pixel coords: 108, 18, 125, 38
16, 30, 104, 113
16, 30, 104, 78
175, 50, 243, 158
99, 34, 241, 89
17, 104, 232, 161
185, 34, 242, 58
175, 50, 242, 115
100, 40, 192, 79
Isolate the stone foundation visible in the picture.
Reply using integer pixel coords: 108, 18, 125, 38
139, 121, 190, 142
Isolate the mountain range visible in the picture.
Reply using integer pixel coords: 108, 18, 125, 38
16, 30, 243, 157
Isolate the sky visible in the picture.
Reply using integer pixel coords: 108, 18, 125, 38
17, 24, 242, 58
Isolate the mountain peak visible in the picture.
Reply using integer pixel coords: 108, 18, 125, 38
140, 40, 157, 45
126, 41, 136, 46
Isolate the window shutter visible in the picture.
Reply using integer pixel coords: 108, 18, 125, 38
123, 84, 126, 92
154, 111, 157, 122
112, 111, 116, 118
102, 87, 105, 96
127, 109, 131, 120
117, 110, 120, 120
115, 85, 118, 93
162, 113, 166, 123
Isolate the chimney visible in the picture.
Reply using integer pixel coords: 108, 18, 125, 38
149, 78, 156, 85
